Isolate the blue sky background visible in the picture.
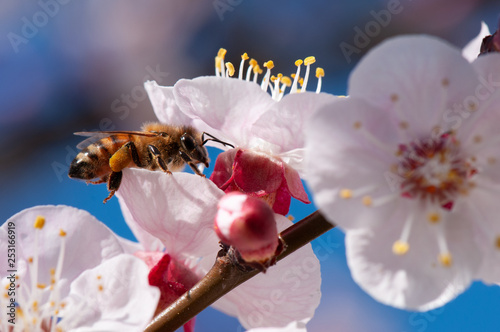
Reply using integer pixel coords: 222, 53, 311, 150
2, 1, 500, 331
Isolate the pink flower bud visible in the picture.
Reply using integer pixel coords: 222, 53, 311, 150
214, 192, 279, 263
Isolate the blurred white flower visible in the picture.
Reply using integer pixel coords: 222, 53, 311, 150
0, 205, 159, 331
306, 35, 500, 310
116, 169, 321, 329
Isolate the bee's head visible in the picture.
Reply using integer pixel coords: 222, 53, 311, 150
180, 133, 210, 168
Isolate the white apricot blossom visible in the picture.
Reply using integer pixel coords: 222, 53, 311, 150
0, 205, 159, 331
116, 169, 321, 329
144, 50, 339, 215
305, 35, 500, 310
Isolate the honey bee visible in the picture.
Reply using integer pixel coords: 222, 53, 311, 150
68, 122, 233, 203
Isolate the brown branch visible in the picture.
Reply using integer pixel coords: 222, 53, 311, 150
144, 210, 334, 332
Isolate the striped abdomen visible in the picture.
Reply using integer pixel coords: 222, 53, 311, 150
68, 135, 131, 180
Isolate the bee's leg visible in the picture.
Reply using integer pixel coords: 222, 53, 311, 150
179, 151, 206, 177
87, 175, 108, 185
148, 145, 172, 174
103, 171, 122, 203
109, 142, 144, 172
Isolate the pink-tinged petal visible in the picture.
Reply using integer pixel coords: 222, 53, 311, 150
233, 149, 283, 195
119, 194, 165, 252
306, 99, 402, 230
212, 215, 321, 329
345, 205, 481, 310
252, 92, 340, 153
282, 163, 310, 204
116, 169, 223, 258
272, 185, 292, 216
462, 185, 500, 284
58, 254, 160, 331
210, 148, 238, 190
116, 235, 145, 255
144, 80, 193, 126
349, 35, 479, 137
148, 253, 199, 331
0, 206, 123, 287
463, 21, 491, 62
459, 53, 500, 148
173, 77, 276, 148
215, 193, 279, 263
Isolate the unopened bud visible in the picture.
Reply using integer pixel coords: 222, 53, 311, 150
215, 193, 279, 263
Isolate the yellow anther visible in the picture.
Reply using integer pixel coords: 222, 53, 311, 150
438, 253, 452, 267
281, 76, 292, 87
362, 196, 372, 206
270, 75, 277, 82
304, 56, 316, 65
316, 67, 325, 78
50, 268, 56, 276
249, 58, 258, 67
37, 283, 46, 289
495, 236, 500, 249
225, 62, 235, 76
392, 240, 409, 255
339, 189, 353, 199
98, 284, 104, 292
59, 229, 67, 237
353, 121, 362, 129
34, 215, 45, 229
241, 52, 249, 60
32, 301, 39, 310
215, 56, 222, 70
28, 257, 33, 263
50, 301, 55, 307
264, 60, 274, 69
298, 77, 304, 86
97, 275, 102, 280
217, 48, 227, 59
287, 215, 295, 221
277, 73, 283, 79
253, 64, 263, 74
295, 59, 303, 66
428, 212, 441, 224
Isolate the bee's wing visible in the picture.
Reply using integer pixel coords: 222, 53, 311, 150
74, 131, 158, 149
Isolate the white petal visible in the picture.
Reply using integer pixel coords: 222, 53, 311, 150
144, 80, 193, 126
119, 194, 165, 252
305, 98, 402, 230
212, 215, 321, 329
58, 254, 160, 331
116, 169, 223, 259
173, 76, 276, 148
462, 21, 490, 62
0, 205, 123, 289
345, 205, 480, 310
349, 35, 479, 137
251, 92, 339, 154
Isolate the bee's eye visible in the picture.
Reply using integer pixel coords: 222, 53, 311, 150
181, 134, 196, 151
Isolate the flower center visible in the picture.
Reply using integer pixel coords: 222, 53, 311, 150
214, 48, 324, 101
396, 132, 475, 208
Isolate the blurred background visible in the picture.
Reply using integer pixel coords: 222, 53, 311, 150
2, 0, 500, 331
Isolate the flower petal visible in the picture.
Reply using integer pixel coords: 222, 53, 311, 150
349, 35, 479, 137
58, 254, 159, 331
212, 215, 321, 329
173, 77, 276, 148
144, 80, 193, 126
345, 205, 481, 310
116, 169, 223, 259
0, 205, 124, 289
462, 21, 490, 62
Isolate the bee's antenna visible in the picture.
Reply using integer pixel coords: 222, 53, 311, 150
202, 132, 235, 148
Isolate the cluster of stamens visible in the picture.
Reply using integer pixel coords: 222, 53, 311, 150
214, 48, 324, 101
